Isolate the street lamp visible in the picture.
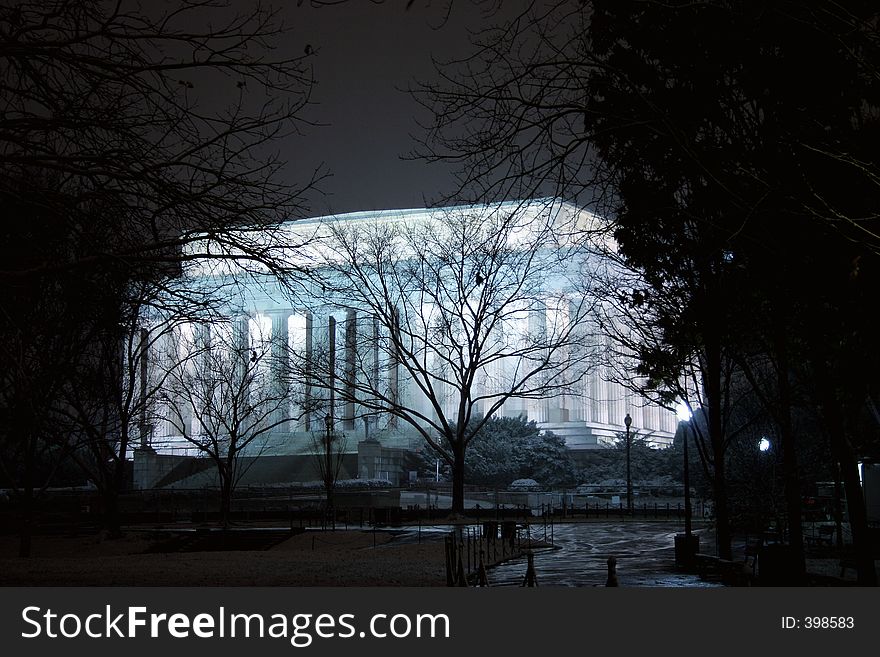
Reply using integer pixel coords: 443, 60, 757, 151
324, 412, 333, 445
323, 414, 334, 510
675, 402, 698, 566
624, 413, 633, 515
675, 403, 693, 539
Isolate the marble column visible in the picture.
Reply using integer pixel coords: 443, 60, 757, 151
234, 316, 250, 405
387, 307, 399, 428
172, 324, 193, 440
191, 321, 216, 438
371, 316, 380, 392
343, 309, 357, 430
528, 301, 548, 423
328, 314, 336, 426
271, 310, 292, 433
139, 327, 149, 449
304, 311, 313, 432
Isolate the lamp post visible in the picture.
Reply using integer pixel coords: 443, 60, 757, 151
683, 418, 692, 540
624, 413, 633, 515
323, 414, 334, 514
675, 402, 698, 566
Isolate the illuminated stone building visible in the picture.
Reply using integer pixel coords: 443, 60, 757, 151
134, 199, 676, 488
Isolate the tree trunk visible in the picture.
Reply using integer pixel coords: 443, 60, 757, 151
219, 469, 233, 529
104, 456, 127, 539
811, 339, 876, 585
832, 461, 844, 551
817, 383, 876, 585
704, 327, 732, 560
103, 488, 122, 539
710, 444, 731, 560
775, 326, 806, 583
324, 437, 334, 514
451, 444, 465, 514
837, 444, 876, 585
836, 435, 875, 585
19, 431, 34, 558
325, 484, 334, 513
324, 477, 335, 522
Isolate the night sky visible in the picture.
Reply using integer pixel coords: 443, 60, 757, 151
282, 2, 490, 216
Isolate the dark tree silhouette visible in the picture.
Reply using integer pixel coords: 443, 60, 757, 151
417, 1, 880, 580
1, 0, 322, 554
55, 290, 178, 538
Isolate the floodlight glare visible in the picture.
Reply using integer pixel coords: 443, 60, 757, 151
675, 402, 692, 422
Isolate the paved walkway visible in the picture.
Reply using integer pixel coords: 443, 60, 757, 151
487, 521, 722, 587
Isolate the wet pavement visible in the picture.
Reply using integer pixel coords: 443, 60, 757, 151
487, 521, 724, 587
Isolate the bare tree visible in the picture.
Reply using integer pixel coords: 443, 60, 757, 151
0, 180, 135, 555
54, 281, 214, 537
0, 305, 87, 556
292, 200, 602, 513
0, 0, 321, 283
412, 2, 600, 207
158, 319, 295, 528
1, 0, 321, 551
309, 419, 349, 520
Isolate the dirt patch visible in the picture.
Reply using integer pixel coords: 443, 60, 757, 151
0, 529, 447, 586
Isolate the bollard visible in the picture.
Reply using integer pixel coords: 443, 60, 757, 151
521, 551, 538, 587
606, 556, 619, 587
